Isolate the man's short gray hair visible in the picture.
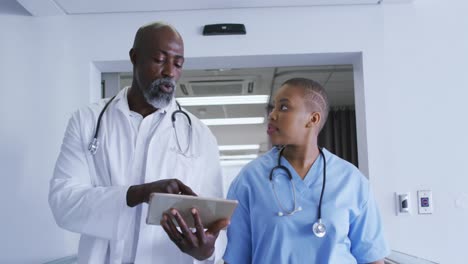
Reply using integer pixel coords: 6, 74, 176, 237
132, 21, 181, 49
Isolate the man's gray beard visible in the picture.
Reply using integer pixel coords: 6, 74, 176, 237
142, 77, 176, 109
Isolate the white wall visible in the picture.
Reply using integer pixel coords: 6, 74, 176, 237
0, 1, 466, 263
0, 15, 81, 263
380, 0, 468, 262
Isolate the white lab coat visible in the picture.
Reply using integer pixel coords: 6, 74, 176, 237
49, 87, 224, 264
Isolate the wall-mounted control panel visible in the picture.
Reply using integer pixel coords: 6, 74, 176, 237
417, 190, 433, 214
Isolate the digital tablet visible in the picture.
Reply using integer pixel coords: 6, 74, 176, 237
146, 193, 238, 228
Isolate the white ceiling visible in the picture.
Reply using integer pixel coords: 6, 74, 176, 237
119, 65, 355, 157
16, 0, 412, 16
54, 0, 379, 14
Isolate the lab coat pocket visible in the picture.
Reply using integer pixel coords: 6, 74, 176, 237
171, 149, 202, 193
168, 120, 203, 191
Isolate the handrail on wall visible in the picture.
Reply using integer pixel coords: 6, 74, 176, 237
385, 250, 439, 264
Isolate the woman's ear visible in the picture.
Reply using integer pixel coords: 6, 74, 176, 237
129, 48, 137, 65
306, 112, 321, 128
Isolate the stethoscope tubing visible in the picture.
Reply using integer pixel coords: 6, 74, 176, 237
317, 148, 326, 220
269, 146, 327, 236
88, 95, 117, 155
89, 96, 191, 155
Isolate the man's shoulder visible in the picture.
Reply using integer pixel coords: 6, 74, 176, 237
65, 98, 114, 135
72, 98, 112, 119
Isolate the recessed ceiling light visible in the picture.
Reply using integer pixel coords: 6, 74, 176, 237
177, 95, 269, 106
201, 117, 264, 126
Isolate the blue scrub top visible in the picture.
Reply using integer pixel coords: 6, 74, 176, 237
223, 148, 390, 264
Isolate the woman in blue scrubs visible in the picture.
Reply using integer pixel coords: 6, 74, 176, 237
223, 78, 389, 264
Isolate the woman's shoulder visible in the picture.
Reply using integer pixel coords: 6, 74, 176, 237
230, 148, 278, 187
323, 148, 369, 185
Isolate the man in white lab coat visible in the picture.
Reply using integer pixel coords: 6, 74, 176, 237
49, 22, 228, 263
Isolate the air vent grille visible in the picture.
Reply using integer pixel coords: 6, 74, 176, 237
191, 83, 243, 96
177, 78, 257, 97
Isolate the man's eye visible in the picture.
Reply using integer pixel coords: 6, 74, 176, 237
280, 105, 288, 111
154, 58, 165, 63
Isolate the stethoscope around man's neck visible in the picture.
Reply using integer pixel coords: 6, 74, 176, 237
269, 146, 327, 238
88, 95, 192, 155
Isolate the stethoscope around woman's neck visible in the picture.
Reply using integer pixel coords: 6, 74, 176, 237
269, 146, 327, 238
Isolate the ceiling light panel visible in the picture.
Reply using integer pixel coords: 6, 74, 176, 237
184, 104, 267, 120
219, 144, 260, 151
201, 117, 265, 126
220, 159, 253, 166
220, 154, 258, 160
177, 95, 269, 106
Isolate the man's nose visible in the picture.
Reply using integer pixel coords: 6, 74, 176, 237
161, 63, 176, 78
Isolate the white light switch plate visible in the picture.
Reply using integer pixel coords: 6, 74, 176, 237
417, 190, 433, 214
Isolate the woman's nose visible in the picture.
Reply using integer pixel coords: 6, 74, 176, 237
268, 109, 277, 121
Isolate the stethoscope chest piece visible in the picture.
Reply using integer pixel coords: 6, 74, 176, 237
270, 146, 328, 238
312, 219, 326, 238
